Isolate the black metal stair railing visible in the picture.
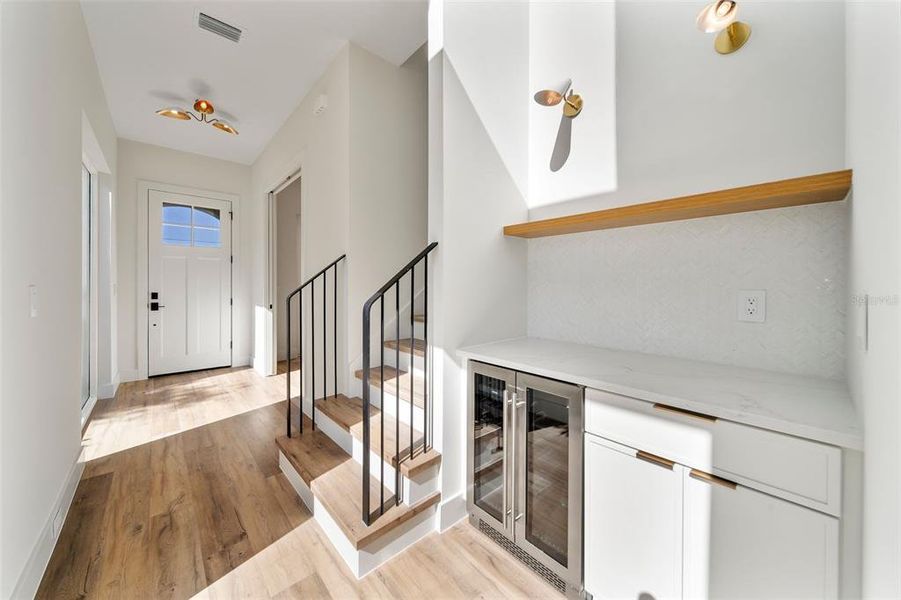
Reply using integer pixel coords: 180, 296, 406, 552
285, 254, 346, 437
361, 242, 437, 525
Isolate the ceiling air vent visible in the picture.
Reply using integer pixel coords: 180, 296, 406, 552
197, 12, 242, 43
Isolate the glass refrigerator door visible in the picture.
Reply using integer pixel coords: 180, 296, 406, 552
472, 371, 507, 522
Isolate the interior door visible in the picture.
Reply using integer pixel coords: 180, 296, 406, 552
148, 190, 232, 376
467, 362, 516, 538
513, 372, 582, 588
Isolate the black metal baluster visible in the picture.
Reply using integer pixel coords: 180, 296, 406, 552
322, 270, 327, 403
299, 289, 303, 434
395, 281, 400, 505
409, 267, 415, 460
380, 297, 385, 515
286, 294, 292, 438
424, 254, 428, 450
362, 293, 371, 525
333, 263, 338, 398
311, 280, 316, 431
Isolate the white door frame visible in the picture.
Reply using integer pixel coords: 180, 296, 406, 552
263, 160, 304, 376
80, 156, 100, 426
136, 180, 240, 380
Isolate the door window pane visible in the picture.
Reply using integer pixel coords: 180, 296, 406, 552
162, 202, 191, 225
525, 388, 570, 567
473, 373, 505, 521
193, 227, 221, 247
162, 224, 191, 246
193, 206, 220, 228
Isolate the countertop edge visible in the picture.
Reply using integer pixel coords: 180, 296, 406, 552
458, 344, 863, 452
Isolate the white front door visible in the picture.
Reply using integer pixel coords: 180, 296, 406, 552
148, 190, 232, 376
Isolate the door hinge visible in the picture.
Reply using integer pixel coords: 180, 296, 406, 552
229, 211, 234, 220
230, 340, 233, 349
230, 255, 233, 264
230, 298, 233, 306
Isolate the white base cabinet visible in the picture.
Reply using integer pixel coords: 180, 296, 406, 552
585, 435, 683, 600
683, 474, 839, 599
584, 388, 841, 600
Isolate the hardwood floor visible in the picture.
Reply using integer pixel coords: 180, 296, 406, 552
37, 366, 559, 599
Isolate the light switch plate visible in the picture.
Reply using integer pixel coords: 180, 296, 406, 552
738, 290, 766, 323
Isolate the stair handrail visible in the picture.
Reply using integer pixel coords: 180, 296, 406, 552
361, 242, 437, 525
286, 253, 346, 438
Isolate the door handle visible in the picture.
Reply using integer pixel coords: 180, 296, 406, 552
689, 468, 737, 490
149, 302, 166, 311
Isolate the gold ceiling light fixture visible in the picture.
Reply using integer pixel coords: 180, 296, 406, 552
155, 98, 239, 135
534, 78, 583, 118
697, 0, 751, 55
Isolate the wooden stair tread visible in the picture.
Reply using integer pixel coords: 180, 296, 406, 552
275, 417, 349, 486
384, 338, 426, 357
315, 394, 377, 432
354, 366, 425, 407
349, 417, 442, 477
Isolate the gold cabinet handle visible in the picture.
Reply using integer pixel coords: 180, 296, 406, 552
636, 450, 675, 470
653, 403, 717, 423
689, 468, 737, 490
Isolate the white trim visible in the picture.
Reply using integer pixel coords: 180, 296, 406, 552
437, 493, 467, 532
119, 368, 140, 383
11, 456, 85, 599
98, 371, 120, 400
80, 394, 98, 427
136, 180, 240, 380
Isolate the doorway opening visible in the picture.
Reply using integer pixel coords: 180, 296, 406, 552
271, 175, 302, 374
81, 163, 95, 420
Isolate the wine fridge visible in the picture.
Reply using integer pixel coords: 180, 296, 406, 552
466, 361, 583, 597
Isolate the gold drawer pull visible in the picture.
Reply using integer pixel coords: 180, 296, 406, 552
689, 469, 737, 490
636, 450, 675, 470
653, 403, 718, 423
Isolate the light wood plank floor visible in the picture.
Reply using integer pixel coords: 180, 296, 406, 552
37, 366, 559, 599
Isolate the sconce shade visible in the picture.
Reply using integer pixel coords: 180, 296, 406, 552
212, 121, 239, 135
193, 99, 215, 114
534, 79, 572, 107
156, 108, 192, 120
696, 0, 738, 33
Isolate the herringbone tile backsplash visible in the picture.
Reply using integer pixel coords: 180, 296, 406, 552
527, 202, 847, 380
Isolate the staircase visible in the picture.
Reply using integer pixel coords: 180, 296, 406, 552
275, 244, 441, 578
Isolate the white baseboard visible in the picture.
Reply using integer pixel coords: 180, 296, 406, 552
11, 456, 85, 599
98, 371, 120, 400
438, 493, 467, 532
233, 355, 251, 368
118, 368, 139, 383
80, 395, 98, 429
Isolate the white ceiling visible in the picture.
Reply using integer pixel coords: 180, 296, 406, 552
81, 1, 427, 165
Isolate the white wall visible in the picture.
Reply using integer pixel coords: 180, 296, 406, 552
0, 2, 117, 596
526, 1, 848, 379
251, 45, 351, 392
116, 139, 253, 380
845, 3, 901, 596
429, 0, 530, 526
528, 1, 616, 207
348, 44, 429, 368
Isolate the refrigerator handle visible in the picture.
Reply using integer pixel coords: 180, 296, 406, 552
503, 388, 512, 528
513, 390, 526, 522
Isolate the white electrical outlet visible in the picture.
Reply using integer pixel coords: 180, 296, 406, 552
738, 290, 766, 323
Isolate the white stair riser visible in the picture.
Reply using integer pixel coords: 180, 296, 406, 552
370, 386, 425, 431
278, 449, 439, 580
351, 437, 439, 506
382, 350, 425, 375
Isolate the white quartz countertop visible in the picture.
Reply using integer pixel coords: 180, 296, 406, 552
458, 337, 862, 450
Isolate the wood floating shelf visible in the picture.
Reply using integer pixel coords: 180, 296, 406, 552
504, 169, 853, 239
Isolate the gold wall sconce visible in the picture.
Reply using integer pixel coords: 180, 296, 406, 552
534, 79, 583, 118
697, 0, 751, 55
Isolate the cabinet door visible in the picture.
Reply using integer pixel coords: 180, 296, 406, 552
683, 470, 839, 599
584, 435, 684, 600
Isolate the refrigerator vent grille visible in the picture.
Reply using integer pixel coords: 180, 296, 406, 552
477, 519, 566, 594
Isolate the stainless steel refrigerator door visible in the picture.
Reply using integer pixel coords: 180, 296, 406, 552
513, 372, 583, 592
467, 361, 516, 540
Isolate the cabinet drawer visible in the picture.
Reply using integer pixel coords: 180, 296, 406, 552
585, 388, 842, 516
